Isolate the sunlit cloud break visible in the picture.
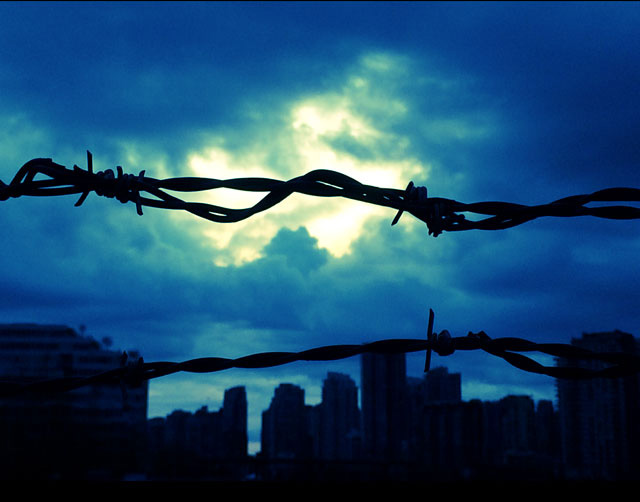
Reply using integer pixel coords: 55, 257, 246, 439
182, 52, 428, 266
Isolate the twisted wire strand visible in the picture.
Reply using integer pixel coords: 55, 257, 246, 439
2, 327, 639, 398
2, 155, 639, 396
2, 152, 640, 236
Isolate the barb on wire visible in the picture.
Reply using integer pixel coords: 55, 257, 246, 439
2, 152, 640, 236
2, 310, 639, 398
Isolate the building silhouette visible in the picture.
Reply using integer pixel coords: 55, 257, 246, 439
261, 383, 312, 461
421, 365, 462, 404
408, 367, 469, 474
7, 322, 638, 481
0, 323, 147, 480
495, 395, 537, 466
534, 399, 560, 465
316, 371, 361, 461
222, 386, 248, 459
360, 352, 409, 461
146, 386, 248, 480
556, 330, 640, 480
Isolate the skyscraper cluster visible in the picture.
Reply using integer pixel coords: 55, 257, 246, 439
257, 353, 561, 481
256, 333, 640, 481
146, 386, 248, 480
1, 323, 638, 481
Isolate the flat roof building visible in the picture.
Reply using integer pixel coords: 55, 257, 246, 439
556, 330, 640, 480
0, 323, 147, 480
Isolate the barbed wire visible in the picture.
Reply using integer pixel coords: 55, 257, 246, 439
2, 310, 639, 398
2, 152, 640, 236
2, 154, 639, 397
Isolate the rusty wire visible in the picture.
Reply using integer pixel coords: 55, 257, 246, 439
2, 152, 640, 236
2, 310, 639, 398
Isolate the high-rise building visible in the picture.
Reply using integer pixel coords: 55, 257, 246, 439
146, 387, 248, 480
317, 372, 360, 460
407, 366, 461, 442
0, 323, 147, 479
222, 386, 248, 459
153, 407, 220, 478
534, 399, 560, 462
407, 366, 464, 466
498, 395, 536, 460
423, 366, 462, 403
261, 383, 312, 460
417, 399, 484, 477
478, 395, 558, 479
360, 352, 408, 461
556, 330, 640, 480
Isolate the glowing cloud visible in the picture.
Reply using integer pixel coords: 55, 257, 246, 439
182, 52, 429, 265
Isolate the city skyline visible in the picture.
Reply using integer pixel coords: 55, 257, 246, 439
146, 353, 565, 481
151, 352, 560, 457
2, 322, 638, 480
0, 319, 620, 457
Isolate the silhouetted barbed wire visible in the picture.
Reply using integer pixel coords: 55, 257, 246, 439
2, 310, 639, 398
2, 154, 640, 398
2, 152, 640, 236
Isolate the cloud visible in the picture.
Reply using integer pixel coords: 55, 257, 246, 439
173, 51, 431, 264
262, 226, 329, 273
1, 1, 639, 455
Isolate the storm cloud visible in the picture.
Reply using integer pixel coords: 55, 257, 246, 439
1, 1, 639, 451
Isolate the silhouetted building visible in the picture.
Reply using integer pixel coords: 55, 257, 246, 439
261, 383, 312, 460
147, 407, 219, 479
146, 387, 248, 480
556, 330, 640, 480
361, 352, 409, 461
479, 395, 558, 479
535, 399, 560, 463
483, 396, 536, 465
316, 372, 361, 460
424, 366, 462, 403
0, 324, 147, 480
498, 395, 536, 464
222, 386, 248, 459
481, 399, 504, 467
414, 399, 483, 478
407, 366, 462, 464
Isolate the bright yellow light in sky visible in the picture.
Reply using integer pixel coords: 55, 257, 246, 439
182, 53, 429, 266
292, 101, 378, 140
289, 100, 422, 255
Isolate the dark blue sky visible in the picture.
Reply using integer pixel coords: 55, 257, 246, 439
1, 1, 639, 452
